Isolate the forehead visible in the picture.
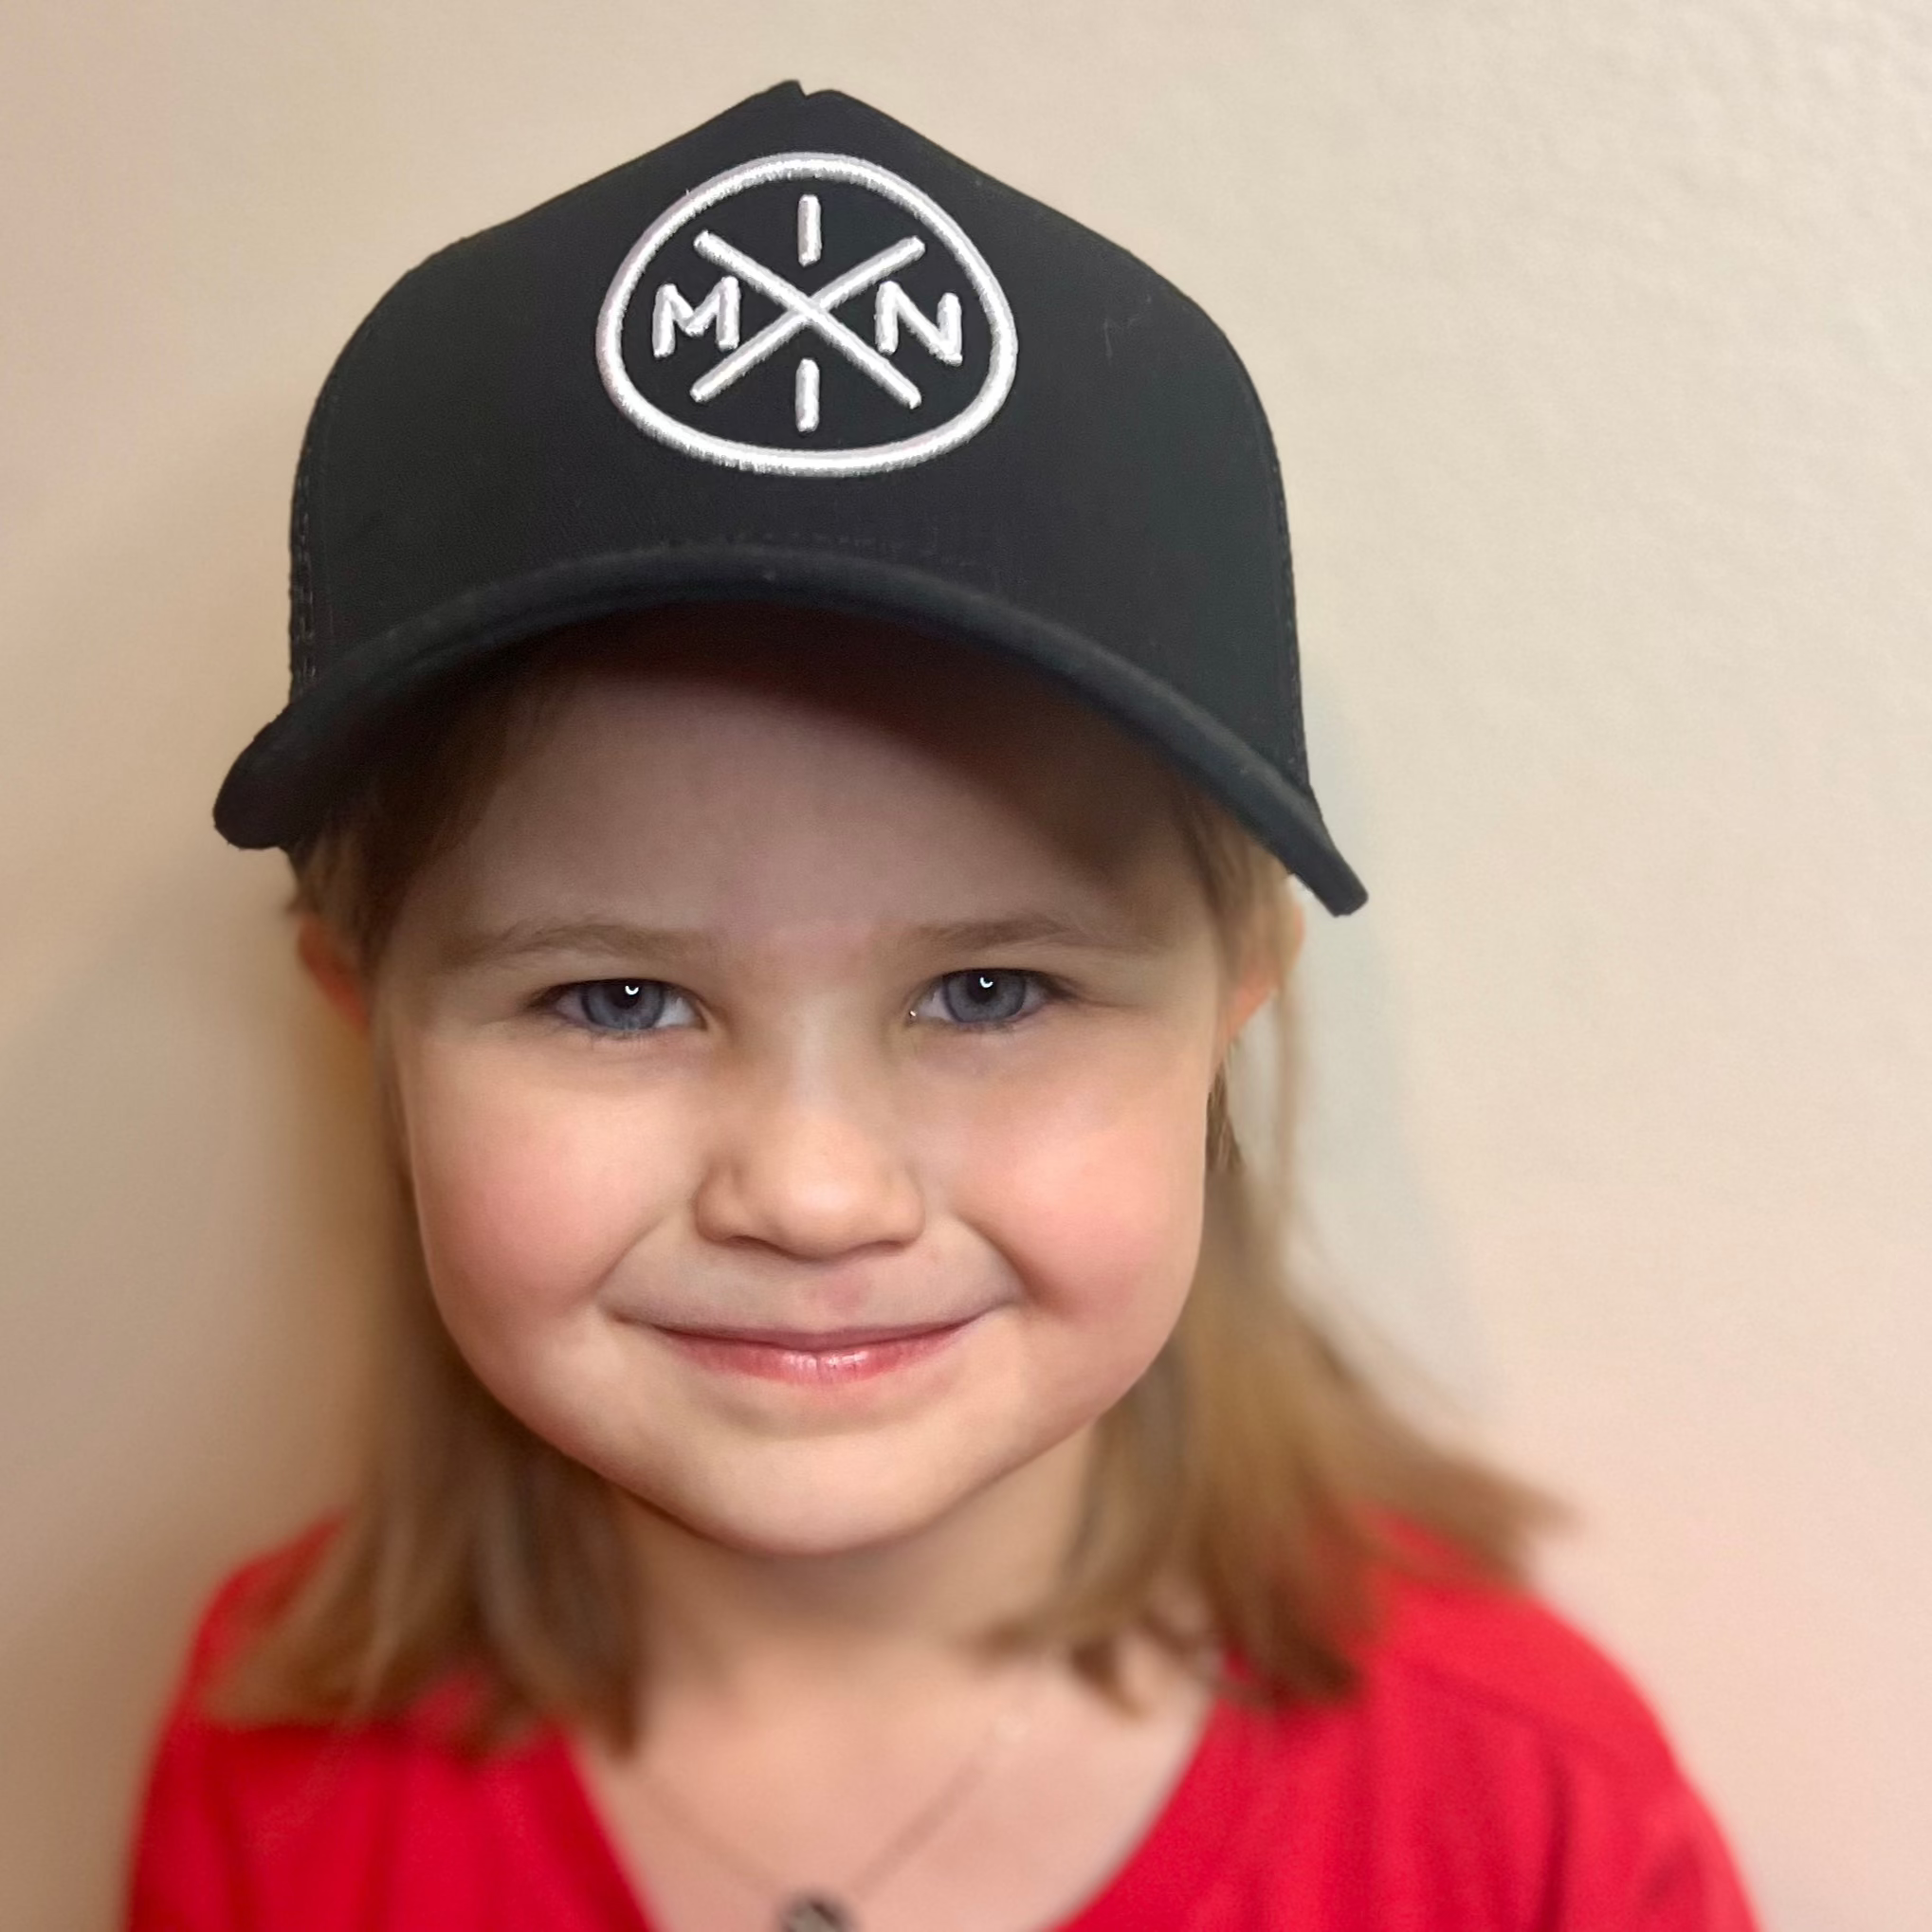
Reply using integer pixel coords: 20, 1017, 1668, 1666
414, 610, 1202, 936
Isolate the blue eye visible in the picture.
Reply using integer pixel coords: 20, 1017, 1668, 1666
544, 969, 1060, 1043
556, 979, 678, 1034
926, 970, 1046, 1028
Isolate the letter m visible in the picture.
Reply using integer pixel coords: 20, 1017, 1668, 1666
652, 277, 742, 358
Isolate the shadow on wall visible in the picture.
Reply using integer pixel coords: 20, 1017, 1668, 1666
0, 838, 387, 1932
0, 402, 388, 1932
1271, 681, 1514, 1446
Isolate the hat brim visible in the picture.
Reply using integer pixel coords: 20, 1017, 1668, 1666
213, 545, 1368, 916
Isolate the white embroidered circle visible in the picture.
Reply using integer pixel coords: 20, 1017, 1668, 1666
596, 152, 1018, 477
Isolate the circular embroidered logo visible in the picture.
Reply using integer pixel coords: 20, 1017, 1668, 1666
596, 151, 1018, 477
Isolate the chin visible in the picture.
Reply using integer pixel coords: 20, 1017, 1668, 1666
676, 1456, 988, 1558
682, 1504, 936, 1562
606, 1425, 1042, 1561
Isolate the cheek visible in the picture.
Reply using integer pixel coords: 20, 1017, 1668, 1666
951, 1054, 1210, 1340
397, 1046, 681, 1340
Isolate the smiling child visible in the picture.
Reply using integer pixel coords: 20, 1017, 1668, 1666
124, 81, 1764, 1932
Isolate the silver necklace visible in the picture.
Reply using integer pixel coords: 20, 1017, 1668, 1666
634, 1659, 1049, 1932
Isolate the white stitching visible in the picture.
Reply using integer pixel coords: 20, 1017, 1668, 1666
595, 152, 1017, 478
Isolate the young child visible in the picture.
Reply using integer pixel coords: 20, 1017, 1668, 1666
125, 81, 1765, 1931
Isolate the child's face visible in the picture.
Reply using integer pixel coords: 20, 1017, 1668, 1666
364, 615, 1281, 1560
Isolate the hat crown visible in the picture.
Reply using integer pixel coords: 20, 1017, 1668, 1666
228, 82, 1365, 916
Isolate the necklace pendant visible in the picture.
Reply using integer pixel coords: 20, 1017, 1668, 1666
777, 1895, 856, 1932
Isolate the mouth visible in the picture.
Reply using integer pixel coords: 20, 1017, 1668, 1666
649, 1316, 978, 1387
655, 1321, 968, 1349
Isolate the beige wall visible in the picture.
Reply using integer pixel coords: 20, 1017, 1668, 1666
5, 4, 1928, 1926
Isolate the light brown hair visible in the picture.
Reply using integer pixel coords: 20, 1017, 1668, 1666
203, 603, 1579, 1756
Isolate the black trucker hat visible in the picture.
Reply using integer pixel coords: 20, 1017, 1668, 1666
213, 79, 1368, 916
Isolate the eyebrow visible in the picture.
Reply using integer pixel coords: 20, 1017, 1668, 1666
434, 910, 1167, 975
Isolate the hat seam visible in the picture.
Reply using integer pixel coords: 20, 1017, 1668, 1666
292, 299, 401, 695
979, 187, 1310, 780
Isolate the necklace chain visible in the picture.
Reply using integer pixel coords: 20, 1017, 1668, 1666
634, 1657, 1049, 1923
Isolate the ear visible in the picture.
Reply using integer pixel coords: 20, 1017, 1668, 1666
1220, 885, 1303, 1045
296, 913, 371, 1036
1275, 884, 1307, 977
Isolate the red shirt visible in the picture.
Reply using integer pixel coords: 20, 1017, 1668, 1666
124, 1526, 1765, 1930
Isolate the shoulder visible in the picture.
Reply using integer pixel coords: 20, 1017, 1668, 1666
1212, 1523, 1767, 1927
173, 1513, 345, 1704
1365, 1540, 1687, 1790
128, 1519, 365, 1925
1180, 1521, 1768, 1929
166, 1513, 483, 1750
130, 1521, 556, 1926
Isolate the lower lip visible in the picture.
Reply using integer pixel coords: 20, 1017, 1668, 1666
654, 1321, 971, 1385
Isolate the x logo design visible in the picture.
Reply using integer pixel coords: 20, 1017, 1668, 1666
687, 230, 929, 410
598, 151, 1015, 475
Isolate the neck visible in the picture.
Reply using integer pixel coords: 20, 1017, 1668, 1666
612, 1426, 1097, 1723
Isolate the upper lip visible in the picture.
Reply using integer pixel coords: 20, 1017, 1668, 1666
655, 1318, 971, 1349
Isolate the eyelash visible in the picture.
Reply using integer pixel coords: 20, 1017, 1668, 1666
537, 970, 1072, 1045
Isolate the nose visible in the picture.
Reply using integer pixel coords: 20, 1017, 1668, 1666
691, 1062, 925, 1261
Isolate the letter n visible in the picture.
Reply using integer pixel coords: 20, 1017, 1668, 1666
874, 283, 963, 365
